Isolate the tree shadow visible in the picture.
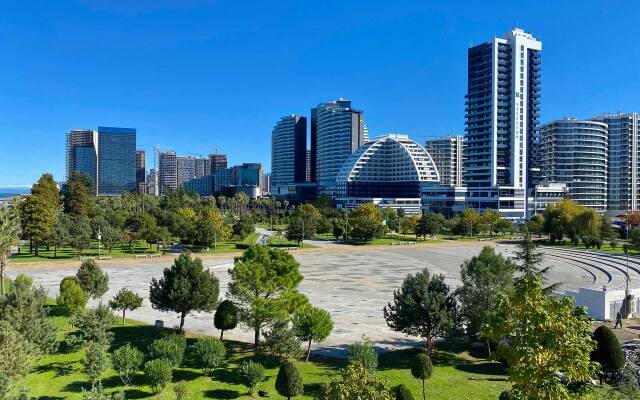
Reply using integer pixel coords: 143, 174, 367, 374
33, 361, 76, 377
173, 368, 203, 382
203, 389, 241, 399
62, 380, 87, 393
303, 382, 325, 397
123, 388, 154, 399
210, 367, 242, 385
36, 397, 66, 400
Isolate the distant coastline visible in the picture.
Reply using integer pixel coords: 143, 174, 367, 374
0, 187, 30, 199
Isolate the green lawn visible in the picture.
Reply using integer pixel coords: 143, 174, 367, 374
543, 240, 640, 256
24, 307, 508, 399
340, 233, 440, 246
266, 236, 317, 249
13, 240, 161, 263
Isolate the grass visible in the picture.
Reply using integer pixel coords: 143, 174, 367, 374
13, 240, 161, 263
266, 236, 317, 249
340, 233, 440, 246
24, 306, 509, 399
543, 240, 640, 256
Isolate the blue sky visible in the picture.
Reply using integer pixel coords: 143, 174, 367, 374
1, 0, 639, 187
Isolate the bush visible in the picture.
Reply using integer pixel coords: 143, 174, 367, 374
263, 320, 303, 360
82, 342, 108, 388
173, 381, 192, 400
149, 334, 186, 368
58, 276, 87, 313
144, 359, 173, 394
238, 360, 265, 395
111, 344, 144, 386
591, 325, 625, 373
275, 359, 304, 399
69, 304, 116, 346
392, 384, 415, 400
214, 299, 238, 340
410, 353, 433, 380
499, 390, 511, 400
193, 337, 226, 375
347, 339, 378, 373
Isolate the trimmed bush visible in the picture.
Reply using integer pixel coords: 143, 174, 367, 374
411, 353, 433, 400
238, 360, 265, 395
193, 337, 226, 375
393, 384, 415, 400
346, 339, 378, 374
275, 359, 304, 399
591, 325, 625, 373
149, 334, 186, 368
111, 344, 144, 386
144, 359, 172, 394
214, 300, 238, 340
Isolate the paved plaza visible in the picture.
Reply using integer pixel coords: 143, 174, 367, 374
8, 242, 640, 356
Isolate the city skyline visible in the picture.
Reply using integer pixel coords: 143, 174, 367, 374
2, 1, 640, 186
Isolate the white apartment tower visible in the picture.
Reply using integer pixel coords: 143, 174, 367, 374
425, 135, 464, 187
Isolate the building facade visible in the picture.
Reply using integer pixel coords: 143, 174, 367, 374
336, 134, 439, 214
313, 98, 368, 196
177, 156, 196, 185
271, 115, 307, 195
592, 112, 640, 216
425, 135, 464, 187
147, 169, 159, 196
195, 157, 209, 178
66, 129, 98, 191
97, 127, 137, 196
208, 153, 228, 175
159, 151, 178, 195
540, 118, 608, 212
135, 150, 146, 193
464, 28, 542, 218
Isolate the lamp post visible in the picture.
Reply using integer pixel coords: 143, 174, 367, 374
97, 227, 102, 260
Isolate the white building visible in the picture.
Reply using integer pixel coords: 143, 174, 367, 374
425, 135, 464, 187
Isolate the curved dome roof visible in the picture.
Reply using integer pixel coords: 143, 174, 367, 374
336, 134, 440, 183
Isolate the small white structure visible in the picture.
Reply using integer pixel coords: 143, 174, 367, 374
556, 287, 640, 321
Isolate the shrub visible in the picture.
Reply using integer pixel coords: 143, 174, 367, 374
275, 359, 304, 399
149, 334, 186, 368
411, 353, 433, 400
76, 259, 109, 299
82, 342, 109, 388
591, 325, 625, 373
58, 276, 87, 313
69, 304, 116, 346
173, 381, 192, 400
144, 359, 172, 394
193, 337, 226, 375
238, 360, 265, 395
214, 299, 238, 340
263, 320, 303, 360
392, 384, 415, 400
111, 344, 144, 386
499, 390, 511, 400
347, 339, 378, 373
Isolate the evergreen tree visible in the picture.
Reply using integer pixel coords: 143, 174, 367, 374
214, 299, 238, 340
275, 359, 304, 399
108, 288, 143, 325
76, 259, 109, 300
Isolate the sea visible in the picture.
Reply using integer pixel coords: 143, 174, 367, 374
0, 187, 30, 199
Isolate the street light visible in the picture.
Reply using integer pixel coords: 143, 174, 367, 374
97, 227, 102, 260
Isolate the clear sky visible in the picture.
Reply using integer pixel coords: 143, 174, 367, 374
1, 0, 639, 187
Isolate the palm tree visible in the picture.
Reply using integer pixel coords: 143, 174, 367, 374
0, 207, 21, 296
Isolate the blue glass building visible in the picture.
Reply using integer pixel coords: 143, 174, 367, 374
66, 129, 98, 190
97, 126, 137, 196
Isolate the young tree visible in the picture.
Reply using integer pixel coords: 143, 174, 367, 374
263, 320, 303, 360
458, 208, 480, 237
227, 246, 303, 351
76, 259, 109, 300
293, 305, 334, 362
193, 337, 226, 375
410, 353, 433, 400
100, 225, 123, 254
149, 252, 220, 332
349, 203, 385, 242
82, 341, 109, 389
384, 269, 457, 355
69, 304, 116, 346
111, 344, 144, 386
0, 207, 20, 296
238, 360, 265, 395
415, 213, 446, 239
481, 209, 502, 236
347, 339, 379, 374
526, 214, 544, 237
488, 275, 597, 400
286, 204, 322, 245
214, 299, 238, 340
275, 359, 304, 400
50, 214, 71, 258
109, 288, 143, 325
144, 359, 173, 394
59, 276, 88, 313
68, 216, 93, 258
591, 325, 625, 377
514, 226, 558, 292
316, 362, 394, 400
332, 218, 346, 241
0, 321, 35, 397
455, 246, 516, 355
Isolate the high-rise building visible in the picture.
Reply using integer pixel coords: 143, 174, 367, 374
195, 157, 209, 178
177, 156, 196, 185
233, 163, 263, 193
592, 112, 640, 216
464, 28, 541, 218
135, 150, 146, 193
147, 169, 159, 196
312, 98, 367, 196
271, 114, 307, 195
97, 127, 137, 196
306, 150, 311, 182
159, 151, 177, 195
425, 135, 464, 187
208, 153, 228, 175
66, 129, 98, 191
263, 173, 271, 194
540, 118, 608, 212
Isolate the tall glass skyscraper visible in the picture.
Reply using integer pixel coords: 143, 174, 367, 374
312, 98, 367, 196
97, 126, 137, 196
464, 28, 541, 218
66, 129, 98, 191
271, 114, 307, 195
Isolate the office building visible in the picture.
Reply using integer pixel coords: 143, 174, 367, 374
312, 98, 368, 195
336, 134, 439, 214
592, 112, 640, 216
425, 135, 464, 187
464, 28, 542, 218
540, 118, 608, 212
271, 115, 307, 195
183, 175, 215, 196
147, 169, 159, 196
195, 157, 209, 178
159, 151, 178, 195
177, 156, 196, 185
306, 150, 311, 182
135, 150, 146, 193
233, 163, 263, 193
263, 173, 271, 194
97, 127, 137, 196
66, 129, 98, 191
208, 153, 228, 175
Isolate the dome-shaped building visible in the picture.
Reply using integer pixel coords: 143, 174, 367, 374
336, 134, 440, 213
